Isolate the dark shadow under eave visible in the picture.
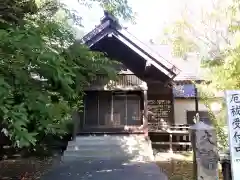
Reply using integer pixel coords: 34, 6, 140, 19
90, 35, 172, 84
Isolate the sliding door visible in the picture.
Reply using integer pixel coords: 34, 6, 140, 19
99, 92, 112, 126
126, 95, 141, 125
83, 92, 141, 127
112, 94, 141, 126
84, 91, 98, 126
113, 95, 126, 126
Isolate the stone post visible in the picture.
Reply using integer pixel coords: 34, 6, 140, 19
189, 121, 219, 180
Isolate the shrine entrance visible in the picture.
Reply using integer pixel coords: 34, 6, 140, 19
81, 91, 143, 133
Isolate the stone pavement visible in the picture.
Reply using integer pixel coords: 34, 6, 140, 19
41, 159, 168, 180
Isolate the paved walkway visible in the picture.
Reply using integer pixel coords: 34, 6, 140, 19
41, 159, 168, 180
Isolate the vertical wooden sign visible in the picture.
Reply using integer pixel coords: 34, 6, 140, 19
225, 90, 240, 180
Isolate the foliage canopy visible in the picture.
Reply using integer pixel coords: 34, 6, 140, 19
161, 0, 240, 150
0, 0, 133, 148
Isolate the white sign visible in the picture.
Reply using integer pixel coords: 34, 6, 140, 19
225, 90, 240, 180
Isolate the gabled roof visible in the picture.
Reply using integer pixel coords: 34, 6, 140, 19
81, 11, 180, 83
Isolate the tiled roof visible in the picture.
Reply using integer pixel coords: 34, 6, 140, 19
147, 43, 206, 81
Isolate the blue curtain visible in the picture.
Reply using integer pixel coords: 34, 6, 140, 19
173, 84, 196, 98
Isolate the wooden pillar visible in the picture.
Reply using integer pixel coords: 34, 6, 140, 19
125, 94, 128, 125
111, 92, 114, 123
143, 90, 148, 127
171, 87, 178, 149
171, 85, 175, 125
169, 133, 173, 153
141, 82, 148, 136
189, 121, 219, 180
194, 84, 199, 113
97, 93, 100, 126
72, 111, 80, 141
143, 90, 148, 136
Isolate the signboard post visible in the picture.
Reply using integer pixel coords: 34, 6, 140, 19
225, 90, 240, 180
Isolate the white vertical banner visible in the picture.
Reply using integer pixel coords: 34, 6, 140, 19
225, 90, 240, 180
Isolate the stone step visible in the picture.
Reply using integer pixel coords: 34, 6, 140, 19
67, 140, 124, 146
66, 145, 152, 151
73, 136, 147, 142
61, 154, 151, 162
69, 139, 146, 144
63, 149, 153, 161
74, 135, 146, 139
72, 137, 126, 142
66, 144, 146, 151
63, 152, 150, 159
61, 155, 131, 162
66, 146, 151, 155
67, 143, 148, 149
63, 150, 140, 158
68, 139, 147, 146
62, 135, 154, 163
65, 148, 141, 154
67, 140, 149, 146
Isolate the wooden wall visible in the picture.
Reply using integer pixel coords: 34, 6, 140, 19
147, 82, 174, 131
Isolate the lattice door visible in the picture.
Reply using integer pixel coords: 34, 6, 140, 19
148, 100, 172, 131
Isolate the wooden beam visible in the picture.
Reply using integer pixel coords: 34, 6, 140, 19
85, 85, 145, 91
148, 130, 190, 134
152, 142, 191, 145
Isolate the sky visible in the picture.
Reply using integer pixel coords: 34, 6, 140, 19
62, 0, 213, 42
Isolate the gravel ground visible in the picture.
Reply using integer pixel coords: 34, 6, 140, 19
0, 155, 61, 180
155, 152, 223, 180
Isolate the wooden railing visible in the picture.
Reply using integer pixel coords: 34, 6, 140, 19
149, 124, 191, 152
